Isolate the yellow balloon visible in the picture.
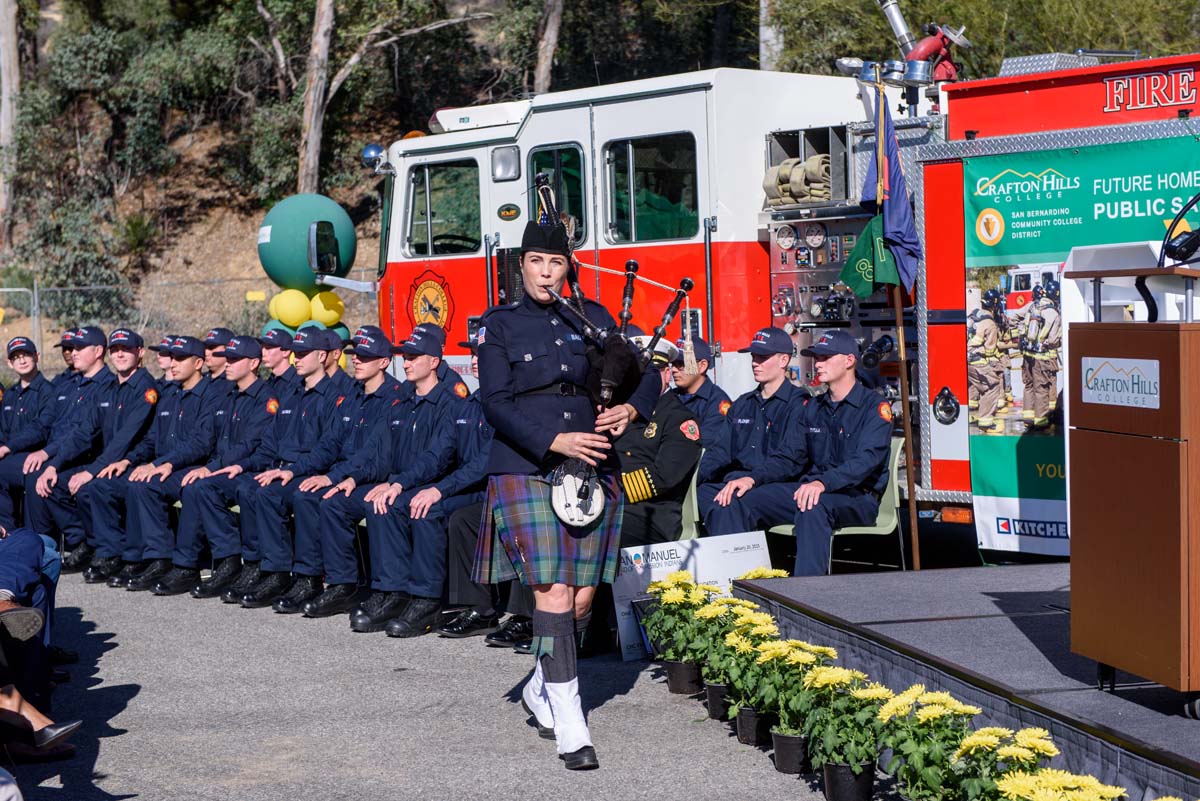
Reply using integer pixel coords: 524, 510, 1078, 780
338, 353, 347, 369
310, 291, 344, 326
268, 292, 280, 318
275, 289, 312, 328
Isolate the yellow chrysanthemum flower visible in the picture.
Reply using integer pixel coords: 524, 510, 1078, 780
997, 745, 1038, 764
915, 704, 950, 723
665, 569, 694, 584
803, 666, 866, 689
694, 604, 727, 620
713, 597, 757, 607
791, 642, 838, 660
996, 771, 1040, 801
851, 682, 895, 702
1035, 769, 1081, 790
785, 649, 817, 667
1014, 729, 1060, 757
1028, 787, 1061, 801
917, 691, 958, 706
952, 731, 1003, 761
724, 632, 754, 654
687, 587, 709, 604
755, 641, 792, 664
660, 587, 688, 605
944, 699, 983, 716
975, 726, 1015, 738
738, 566, 790, 580
749, 623, 780, 638
877, 696, 914, 724
695, 583, 724, 593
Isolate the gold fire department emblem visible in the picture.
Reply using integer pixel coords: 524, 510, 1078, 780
408, 270, 454, 329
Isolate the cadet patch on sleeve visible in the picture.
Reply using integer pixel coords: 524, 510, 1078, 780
336, 395, 346, 407
476, 326, 486, 345
144, 388, 158, 404
718, 400, 731, 416
680, 420, 700, 441
455, 382, 469, 398
266, 398, 280, 414
878, 401, 893, 422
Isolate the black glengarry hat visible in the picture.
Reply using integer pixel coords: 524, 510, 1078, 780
520, 220, 569, 258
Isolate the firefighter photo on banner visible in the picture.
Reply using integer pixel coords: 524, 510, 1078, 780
964, 135, 1200, 556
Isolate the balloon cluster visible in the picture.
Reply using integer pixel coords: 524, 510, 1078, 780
256, 193, 357, 345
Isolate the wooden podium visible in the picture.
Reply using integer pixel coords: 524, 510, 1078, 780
1067, 266, 1200, 711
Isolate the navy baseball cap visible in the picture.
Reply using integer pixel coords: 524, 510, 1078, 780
673, 337, 712, 364
801, 329, 860, 358
203, 327, 235, 348
53, 329, 78, 349
169, 336, 205, 359
738, 327, 793, 356
349, 328, 393, 359
108, 328, 144, 349
259, 328, 293, 349
394, 324, 445, 357
148, 334, 176, 353
286, 328, 323, 354
73, 326, 107, 348
318, 329, 345, 351
7, 337, 36, 358
223, 336, 263, 361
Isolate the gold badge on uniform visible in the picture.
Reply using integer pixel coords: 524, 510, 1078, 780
643, 422, 658, 438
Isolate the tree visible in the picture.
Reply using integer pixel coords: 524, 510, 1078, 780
533, 0, 563, 93
0, 0, 19, 250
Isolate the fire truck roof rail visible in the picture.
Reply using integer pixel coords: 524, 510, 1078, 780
998, 52, 1100, 77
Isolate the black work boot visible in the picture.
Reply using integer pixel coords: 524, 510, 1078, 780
152, 567, 202, 596
107, 561, 144, 589
81, 556, 122, 584
192, 557, 242, 599
220, 561, 261, 604
126, 559, 172, 592
240, 572, 293, 609
385, 597, 443, 638
272, 575, 323, 614
349, 591, 408, 632
302, 584, 360, 618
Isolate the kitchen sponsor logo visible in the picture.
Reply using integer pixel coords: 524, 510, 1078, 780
996, 517, 1069, 539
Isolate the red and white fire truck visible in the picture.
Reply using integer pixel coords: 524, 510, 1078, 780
357, 38, 1200, 555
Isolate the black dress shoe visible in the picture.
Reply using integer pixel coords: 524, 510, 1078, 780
272, 575, 323, 614
561, 745, 599, 770
192, 556, 242, 599
302, 583, 360, 618
241, 572, 293, 608
107, 561, 143, 589
61, 544, 94, 573
385, 598, 442, 638
437, 608, 501, 639
151, 567, 201, 596
126, 559, 172, 592
513, 640, 532, 655
485, 615, 533, 648
33, 720, 81, 751
350, 591, 408, 632
81, 556, 122, 584
220, 561, 261, 603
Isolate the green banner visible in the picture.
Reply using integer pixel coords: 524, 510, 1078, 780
968, 436, 1066, 501
965, 136, 1200, 267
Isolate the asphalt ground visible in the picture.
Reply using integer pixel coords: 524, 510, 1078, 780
14, 577, 837, 801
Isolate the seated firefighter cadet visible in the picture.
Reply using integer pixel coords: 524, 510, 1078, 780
260, 328, 301, 401
789, 329, 892, 575
202, 328, 234, 381
669, 336, 731, 450
438, 337, 536, 642
353, 324, 460, 636
146, 335, 177, 394
168, 338, 277, 600
232, 328, 345, 609
273, 326, 403, 617
697, 327, 808, 536
617, 338, 702, 547
83, 335, 212, 590
323, 329, 357, 395
0, 338, 58, 532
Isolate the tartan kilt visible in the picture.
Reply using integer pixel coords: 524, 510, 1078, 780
470, 472, 624, 587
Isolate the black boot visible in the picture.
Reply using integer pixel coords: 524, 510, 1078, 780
81, 556, 122, 584
272, 575, 323, 614
485, 615, 533, 648
152, 567, 201, 596
220, 561, 261, 603
61, 544, 94, 573
126, 559, 172, 592
385, 597, 442, 638
107, 561, 144, 589
240, 572, 293, 608
349, 591, 408, 632
191, 556, 242, 599
302, 584, 360, 618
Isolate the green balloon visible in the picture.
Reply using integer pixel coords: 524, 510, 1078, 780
261, 319, 297, 337
257, 194, 357, 292
297, 320, 328, 330
330, 323, 351, 343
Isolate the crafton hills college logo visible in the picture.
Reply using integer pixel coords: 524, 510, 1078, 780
408, 269, 454, 329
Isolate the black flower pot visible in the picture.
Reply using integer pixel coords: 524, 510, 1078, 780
823, 762, 875, 801
771, 730, 810, 774
735, 705, 774, 746
664, 660, 703, 694
705, 683, 729, 720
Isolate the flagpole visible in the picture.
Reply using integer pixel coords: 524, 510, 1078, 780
874, 66, 922, 572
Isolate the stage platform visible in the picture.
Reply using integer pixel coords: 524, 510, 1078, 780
734, 564, 1200, 799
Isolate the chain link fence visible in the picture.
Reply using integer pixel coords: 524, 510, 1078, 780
0, 270, 380, 383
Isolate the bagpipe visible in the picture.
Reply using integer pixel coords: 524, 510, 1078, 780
533, 174, 694, 409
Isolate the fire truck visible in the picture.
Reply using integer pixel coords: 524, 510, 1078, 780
354, 37, 1200, 556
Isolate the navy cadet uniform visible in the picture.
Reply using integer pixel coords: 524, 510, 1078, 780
235, 328, 344, 608
260, 328, 302, 403
24, 327, 118, 557
47, 329, 81, 423
147, 335, 179, 396
697, 327, 809, 536
669, 337, 731, 451
0, 338, 59, 530
283, 327, 404, 616
790, 331, 892, 576
175, 347, 278, 600
354, 325, 461, 635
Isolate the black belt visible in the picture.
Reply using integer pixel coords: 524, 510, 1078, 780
519, 383, 586, 398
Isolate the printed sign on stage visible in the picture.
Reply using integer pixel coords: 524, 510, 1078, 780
611, 531, 771, 661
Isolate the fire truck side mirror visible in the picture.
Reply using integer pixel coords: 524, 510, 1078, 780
308, 221, 340, 276
999, 274, 1009, 293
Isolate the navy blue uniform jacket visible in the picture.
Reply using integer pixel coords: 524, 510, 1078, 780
206, 379, 277, 470
0, 374, 58, 454
799, 382, 892, 496
697, 379, 808, 486
244, 374, 341, 474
